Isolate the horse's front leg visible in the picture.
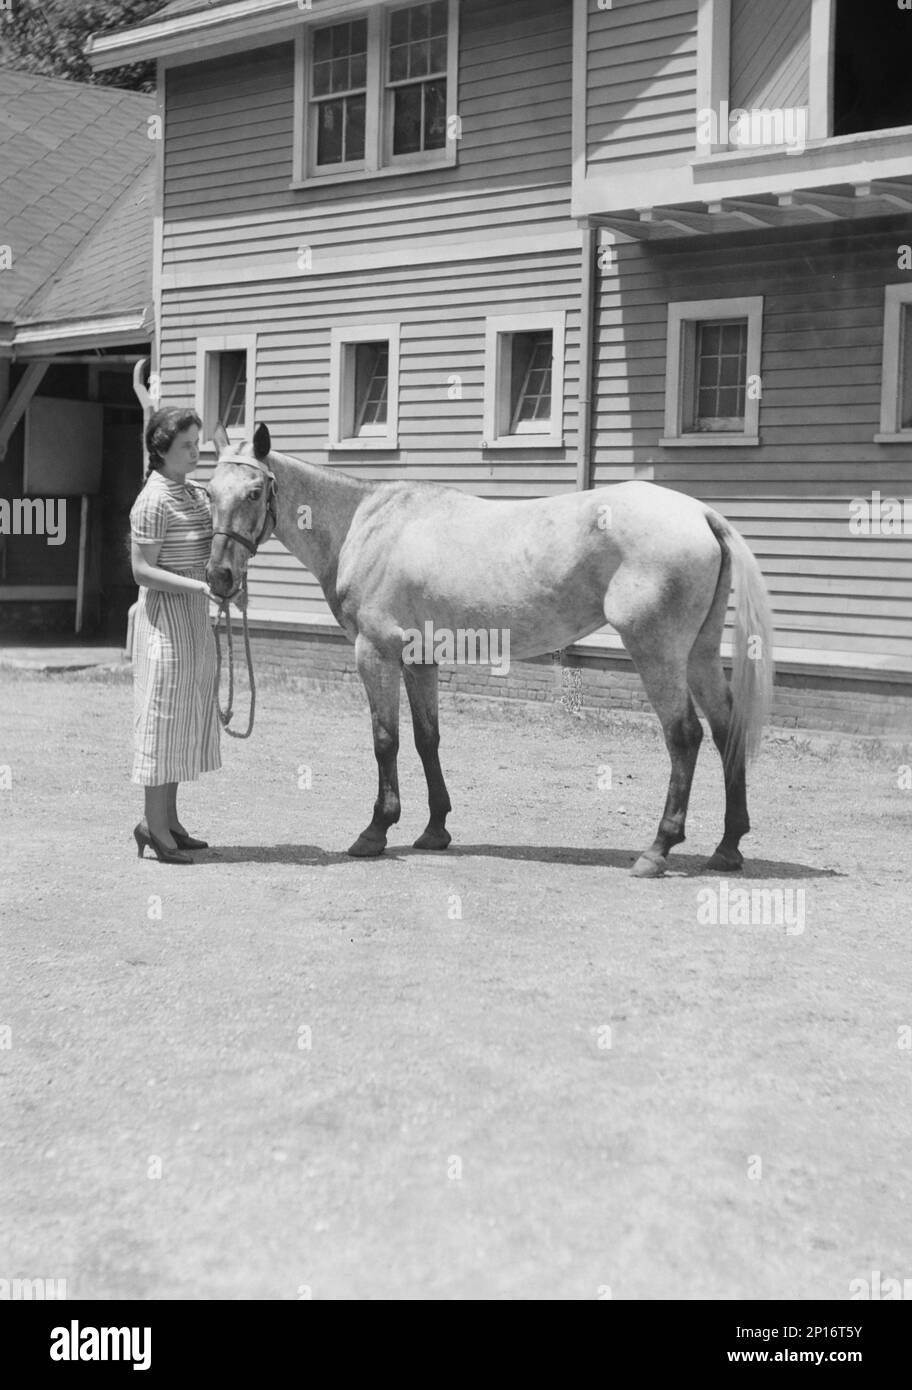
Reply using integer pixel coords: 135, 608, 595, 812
348, 635, 402, 858
403, 661, 452, 850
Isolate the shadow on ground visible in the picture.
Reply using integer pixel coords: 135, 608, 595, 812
197, 842, 843, 879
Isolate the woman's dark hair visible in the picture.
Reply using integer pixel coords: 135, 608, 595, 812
144, 406, 202, 479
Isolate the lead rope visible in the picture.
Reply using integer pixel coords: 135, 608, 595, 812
213, 580, 257, 738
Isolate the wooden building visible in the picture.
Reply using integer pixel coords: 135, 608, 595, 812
0, 69, 154, 638
89, 0, 912, 733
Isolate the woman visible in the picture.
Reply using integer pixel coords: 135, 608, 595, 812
129, 406, 227, 863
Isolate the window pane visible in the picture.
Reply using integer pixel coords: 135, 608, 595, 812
410, 4, 430, 40
393, 84, 422, 154
218, 351, 247, 429
355, 343, 390, 431
409, 38, 431, 78
510, 332, 553, 431
314, 28, 332, 63
693, 318, 747, 427
424, 78, 447, 148
346, 93, 366, 162
390, 43, 409, 81
390, 9, 409, 44
901, 305, 912, 429
317, 99, 344, 164
698, 354, 718, 387
429, 35, 447, 72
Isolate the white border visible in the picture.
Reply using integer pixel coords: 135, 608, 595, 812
661, 296, 763, 446
194, 332, 258, 450
328, 321, 401, 450
483, 311, 566, 450
876, 282, 912, 442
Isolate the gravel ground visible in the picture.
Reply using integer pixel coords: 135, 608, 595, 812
1, 668, 910, 1300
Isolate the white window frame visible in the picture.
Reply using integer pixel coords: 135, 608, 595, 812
661, 297, 762, 447
195, 333, 257, 452
292, 0, 459, 188
483, 311, 566, 450
875, 283, 912, 443
328, 322, 401, 450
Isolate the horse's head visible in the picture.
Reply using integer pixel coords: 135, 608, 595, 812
206, 421, 277, 600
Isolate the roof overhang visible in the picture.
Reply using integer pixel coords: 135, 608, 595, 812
589, 176, 912, 241
86, 0, 380, 69
11, 315, 153, 356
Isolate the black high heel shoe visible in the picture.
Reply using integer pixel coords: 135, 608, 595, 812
133, 823, 192, 864
170, 829, 208, 850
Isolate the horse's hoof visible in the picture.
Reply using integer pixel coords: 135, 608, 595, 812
413, 828, 451, 851
630, 853, 668, 878
347, 836, 386, 858
705, 850, 743, 872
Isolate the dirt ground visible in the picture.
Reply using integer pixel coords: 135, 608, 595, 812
1, 666, 910, 1301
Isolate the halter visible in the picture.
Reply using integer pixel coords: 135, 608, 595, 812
210, 457, 278, 556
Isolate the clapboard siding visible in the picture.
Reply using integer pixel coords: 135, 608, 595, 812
159, 247, 582, 621
729, 0, 811, 114
163, 0, 572, 225
591, 217, 912, 668
587, 0, 699, 168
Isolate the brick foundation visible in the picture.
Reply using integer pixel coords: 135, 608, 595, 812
242, 625, 912, 739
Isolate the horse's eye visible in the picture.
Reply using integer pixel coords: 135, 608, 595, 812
248, 489, 261, 501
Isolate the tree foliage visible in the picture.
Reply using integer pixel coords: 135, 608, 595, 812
0, 0, 166, 91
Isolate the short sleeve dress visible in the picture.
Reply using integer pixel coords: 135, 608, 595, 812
129, 471, 221, 786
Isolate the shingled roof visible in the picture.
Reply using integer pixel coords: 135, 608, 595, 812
0, 67, 154, 343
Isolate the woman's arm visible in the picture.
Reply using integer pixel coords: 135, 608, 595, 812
131, 538, 212, 598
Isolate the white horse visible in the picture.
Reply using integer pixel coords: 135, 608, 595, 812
207, 423, 773, 877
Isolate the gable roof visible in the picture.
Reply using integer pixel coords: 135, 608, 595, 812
15, 162, 155, 344
87, 1, 384, 70
0, 67, 154, 334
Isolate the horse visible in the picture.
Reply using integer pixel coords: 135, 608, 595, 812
206, 422, 773, 878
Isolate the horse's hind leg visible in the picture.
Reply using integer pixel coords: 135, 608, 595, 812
348, 635, 402, 858
403, 662, 452, 850
619, 634, 704, 878
688, 655, 749, 872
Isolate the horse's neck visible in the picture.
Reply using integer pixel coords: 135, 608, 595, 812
269, 450, 368, 590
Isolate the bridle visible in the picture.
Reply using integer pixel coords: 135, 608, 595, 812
210, 453, 278, 740
210, 457, 278, 557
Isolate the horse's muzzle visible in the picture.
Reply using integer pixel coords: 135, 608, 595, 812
207, 563, 239, 601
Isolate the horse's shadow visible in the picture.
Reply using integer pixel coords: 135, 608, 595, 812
197, 842, 842, 880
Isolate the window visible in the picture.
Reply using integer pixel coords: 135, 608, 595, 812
876, 284, 912, 442
662, 298, 762, 446
484, 313, 566, 449
195, 335, 257, 448
329, 324, 400, 449
833, 0, 912, 138
387, 2, 448, 156
693, 320, 748, 432
310, 19, 367, 168
295, 0, 458, 184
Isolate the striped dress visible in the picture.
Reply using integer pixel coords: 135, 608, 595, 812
130, 470, 221, 786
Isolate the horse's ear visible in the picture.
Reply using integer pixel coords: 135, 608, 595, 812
253, 422, 271, 461
212, 422, 230, 458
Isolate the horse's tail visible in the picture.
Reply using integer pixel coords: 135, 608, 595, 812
703, 510, 774, 771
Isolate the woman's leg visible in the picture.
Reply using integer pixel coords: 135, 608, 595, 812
165, 782, 188, 836
144, 782, 177, 847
